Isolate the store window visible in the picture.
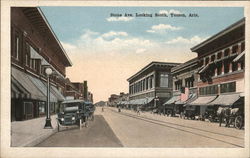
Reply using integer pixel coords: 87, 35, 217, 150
220, 82, 236, 93
38, 102, 46, 116
23, 102, 33, 119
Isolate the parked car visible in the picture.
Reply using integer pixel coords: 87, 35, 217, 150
57, 100, 94, 131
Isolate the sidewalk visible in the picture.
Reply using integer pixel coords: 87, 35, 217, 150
11, 115, 58, 147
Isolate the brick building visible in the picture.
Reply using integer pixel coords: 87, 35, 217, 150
11, 7, 72, 121
188, 18, 245, 115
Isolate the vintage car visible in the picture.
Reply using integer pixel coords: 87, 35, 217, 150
57, 100, 95, 130
184, 105, 200, 120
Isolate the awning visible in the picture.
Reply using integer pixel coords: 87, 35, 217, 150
175, 93, 197, 105
163, 96, 180, 105
11, 67, 46, 101
207, 93, 241, 106
27, 75, 57, 102
233, 51, 245, 62
128, 97, 154, 105
187, 95, 217, 106
11, 76, 30, 99
51, 86, 65, 102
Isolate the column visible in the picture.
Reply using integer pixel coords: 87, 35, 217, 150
152, 75, 155, 88
237, 43, 242, 70
221, 50, 224, 75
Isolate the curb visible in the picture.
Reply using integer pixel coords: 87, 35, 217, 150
23, 126, 58, 147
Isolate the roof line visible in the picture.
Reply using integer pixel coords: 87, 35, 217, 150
191, 18, 245, 52
37, 7, 73, 66
127, 61, 181, 81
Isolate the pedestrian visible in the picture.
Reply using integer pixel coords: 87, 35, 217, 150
137, 106, 140, 115
102, 106, 104, 112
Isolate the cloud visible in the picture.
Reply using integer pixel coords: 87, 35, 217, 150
102, 31, 128, 40
106, 17, 134, 22
135, 48, 146, 54
166, 35, 208, 45
147, 24, 182, 33
159, 9, 182, 15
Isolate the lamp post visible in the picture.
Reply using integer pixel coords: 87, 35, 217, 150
44, 67, 53, 129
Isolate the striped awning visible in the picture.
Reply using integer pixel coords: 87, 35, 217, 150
207, 93, 241, 106
163, 96, 180, 105
11, 67, 46, 101
27, 75, 58, 102
187, 95, 217, 106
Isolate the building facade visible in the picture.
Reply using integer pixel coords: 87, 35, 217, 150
127, 62, 180, 107
189, 18, 245, 114
11, 7, 72, 121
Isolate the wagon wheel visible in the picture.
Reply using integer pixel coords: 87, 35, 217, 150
235, 116, 243, 129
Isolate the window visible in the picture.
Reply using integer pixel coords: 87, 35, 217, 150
224, 49, 229, 57
217, 52, 222, 59
175, 80, 182, 90
160, 72, 169, 87
232, 62, 238, 72
38, 102, 46, 115
224, 60, 230, 74
211, 55, 215, 62
23, 102, 33, 119
220, 82, 236, 93
217, 62, 222, 75
199, 85, 218, 95
232, 45, 238, 54
241, 42, 245, 52
11, 29, 21, 61
205, 57, 209, 65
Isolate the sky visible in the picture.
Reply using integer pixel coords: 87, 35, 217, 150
40, 7, 244, 103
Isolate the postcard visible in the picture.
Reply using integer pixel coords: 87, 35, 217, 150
1, 1, 249, 158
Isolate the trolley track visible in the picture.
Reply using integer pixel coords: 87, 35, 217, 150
109, 108, 244, 148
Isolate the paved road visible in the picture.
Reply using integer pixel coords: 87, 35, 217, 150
36, 107, 244, 148
36, 115, 123, 147
102, 107, 244, 148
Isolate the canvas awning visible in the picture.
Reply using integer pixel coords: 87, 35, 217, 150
51, 86, 65, 102
233, 51, 245, 62
11, 67, 46, 101
28, 75, 57, 102
175, 93, 197, 105
11, 76, 30, 99
128, 97, 154, 105
207, 93, 241, 106
163, 96, 180, 105
187, 95, 217, 106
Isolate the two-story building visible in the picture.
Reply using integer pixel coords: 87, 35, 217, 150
163, 57, 199, 115
127, 62, 180, 109
188, 18, 245, 115
11, 7, 72, 121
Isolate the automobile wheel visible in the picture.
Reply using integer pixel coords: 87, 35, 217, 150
235, 116, 243, 129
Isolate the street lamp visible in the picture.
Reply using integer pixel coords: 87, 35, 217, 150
44, 67, 53, 129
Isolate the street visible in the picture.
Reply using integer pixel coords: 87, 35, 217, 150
37, 107, 244, 148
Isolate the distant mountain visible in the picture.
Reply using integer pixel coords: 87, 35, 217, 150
94, 101, 106, 106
